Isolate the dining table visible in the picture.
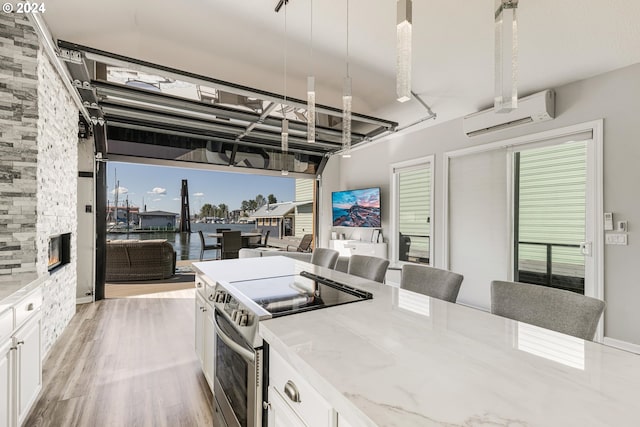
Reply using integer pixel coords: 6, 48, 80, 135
207, 231, 263, 248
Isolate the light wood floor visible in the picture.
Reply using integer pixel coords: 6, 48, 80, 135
105, 274, 196, 298
24, 286, 214, 427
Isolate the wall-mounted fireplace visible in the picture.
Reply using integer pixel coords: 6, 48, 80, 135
48, 233, 71, 272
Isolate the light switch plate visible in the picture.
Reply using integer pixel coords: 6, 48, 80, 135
604, 212, 613, 231
605, 233, 628, 245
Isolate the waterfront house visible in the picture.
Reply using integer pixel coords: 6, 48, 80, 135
138, 210, 178, 230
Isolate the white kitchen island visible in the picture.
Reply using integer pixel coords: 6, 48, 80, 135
257, 260, 640, 427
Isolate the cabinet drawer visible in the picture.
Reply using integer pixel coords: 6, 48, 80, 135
0, 308, 12, 342
269, 349, 334, 427
14, 288, 42, 328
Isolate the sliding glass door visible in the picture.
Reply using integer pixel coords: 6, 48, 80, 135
513, 139, 590, 294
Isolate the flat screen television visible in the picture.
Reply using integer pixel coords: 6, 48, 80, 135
332, 187, 381, 227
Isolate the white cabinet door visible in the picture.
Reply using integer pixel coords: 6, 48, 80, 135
267, 385, 305, 427
203, 305, 215, 389
0, 340, 12, 427
15, 313, 41, 426
337, 414, 355, 427
195, 292, 206, 366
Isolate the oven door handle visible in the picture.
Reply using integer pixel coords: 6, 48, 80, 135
214, 313, 256, 363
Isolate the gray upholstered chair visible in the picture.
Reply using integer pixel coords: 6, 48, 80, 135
490, 280, 605, 341
310, 248, 340, 269
347, 255, 390, 283
401, 264, 464, 303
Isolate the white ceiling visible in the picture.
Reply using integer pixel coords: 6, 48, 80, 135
43, 0, 640, 129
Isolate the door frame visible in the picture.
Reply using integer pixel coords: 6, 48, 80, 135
389, 155, 435, 267
442, 120, 604, 339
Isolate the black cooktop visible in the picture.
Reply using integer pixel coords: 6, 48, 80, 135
229, 271, 373, 317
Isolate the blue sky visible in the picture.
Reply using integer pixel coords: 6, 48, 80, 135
107, 162, 295, 214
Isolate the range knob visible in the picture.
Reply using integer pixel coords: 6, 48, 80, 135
214, 290, 227, 303
231, 309, 240, 322
238, 313, 249, 327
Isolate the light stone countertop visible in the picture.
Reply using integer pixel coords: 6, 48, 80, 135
0, 273, 46, 313
257, 260, 640, 427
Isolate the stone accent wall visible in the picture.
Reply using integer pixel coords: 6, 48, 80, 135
0, 14, 79, 355
36, 40, 79, 354
0, 14, 39, 279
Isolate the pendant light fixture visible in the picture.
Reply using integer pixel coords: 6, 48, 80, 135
281, 1, 290, 175
307, 0, 316, 144
396, 0, 412, 103
494, 0, 519, 112
342, 0, 352, 158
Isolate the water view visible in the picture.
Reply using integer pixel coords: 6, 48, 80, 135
107, 223, 257, 260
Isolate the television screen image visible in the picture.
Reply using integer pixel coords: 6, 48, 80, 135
332, 188, 381, 227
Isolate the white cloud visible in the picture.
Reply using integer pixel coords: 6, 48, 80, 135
152, 198, 162, 202
110, 187, 128, 195
148, 187, 167, 195
172, 198, 180, 201
193, 192, 205, 197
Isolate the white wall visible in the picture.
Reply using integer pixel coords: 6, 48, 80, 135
320, 63, 640, 346
36, 46, 79, 355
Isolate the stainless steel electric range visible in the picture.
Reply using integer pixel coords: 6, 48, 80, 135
211, 270, 373, 427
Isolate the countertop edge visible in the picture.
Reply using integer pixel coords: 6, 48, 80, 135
260, 322, 378, 427
0, 274, 48, 309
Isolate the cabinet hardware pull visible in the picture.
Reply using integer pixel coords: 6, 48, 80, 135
26, 303, 35, 311
196, 282, 202, 288
262, 401, 271, 410
284, 380, 301, 403
16, 340, 24, 346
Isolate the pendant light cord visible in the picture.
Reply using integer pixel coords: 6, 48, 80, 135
310, 0, 313, 72
346, 0, 350, 77
284, 2, 287, 106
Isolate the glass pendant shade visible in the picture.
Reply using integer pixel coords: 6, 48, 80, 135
307, 76, 316, 143
396, 0, 412, 103
281, 118, 289, 175
342, 76, 352, 158
494, 0, 519, 112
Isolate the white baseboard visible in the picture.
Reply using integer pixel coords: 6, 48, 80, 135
76, 296, 93, 304
603, 337, 640, 355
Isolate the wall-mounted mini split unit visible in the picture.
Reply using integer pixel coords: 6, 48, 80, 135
463, 90, 555, 137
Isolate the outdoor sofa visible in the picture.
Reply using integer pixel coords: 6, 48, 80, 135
106, 239, 176, 282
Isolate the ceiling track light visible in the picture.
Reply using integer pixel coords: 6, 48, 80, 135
396, 0, 412, 103
494, 0, 519, 112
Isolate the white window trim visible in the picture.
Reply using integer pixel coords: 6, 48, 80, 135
389, 155, 435, 267
442, 119, 604, 340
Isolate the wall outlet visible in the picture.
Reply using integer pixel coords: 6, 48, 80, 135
605, 233, 628, 245
617, 221, 628, 232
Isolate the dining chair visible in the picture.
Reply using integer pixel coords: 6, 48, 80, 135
490, 280, 605, 341
221, 230, 242, 259
401, 264, 464, 303
287, 234, 313, 252
347, 255, 390, 283
249, 230, 271, 249
198, 230, 220, 261
310, 248, 340, 269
